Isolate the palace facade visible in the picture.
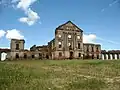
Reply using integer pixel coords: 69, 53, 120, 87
0, 21, 102, 60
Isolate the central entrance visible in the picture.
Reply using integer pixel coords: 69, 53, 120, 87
69, 52, 74, 59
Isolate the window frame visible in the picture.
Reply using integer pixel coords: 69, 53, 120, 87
16, 43, 19, 50
78, 43, 81, 49
59, 52, 62, 57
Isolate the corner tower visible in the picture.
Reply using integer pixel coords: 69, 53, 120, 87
10, 39, 25, 52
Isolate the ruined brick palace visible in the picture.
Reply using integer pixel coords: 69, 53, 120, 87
0, 21, 102, 60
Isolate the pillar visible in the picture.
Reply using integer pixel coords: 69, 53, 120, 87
110, 54, 113, 60
115, 54, 117, 60
119, 54, 120, 59
106, 54, 108, 60
102, 54, 104, 60
117, 54, 119, 59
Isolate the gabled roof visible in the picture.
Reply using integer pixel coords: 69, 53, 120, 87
56, 21, 83, 32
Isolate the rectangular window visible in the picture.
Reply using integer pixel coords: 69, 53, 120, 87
87, 46, 89, 52
78, 43, 80, 49
16, 44, 19, 50
92, 46, 94, 52
96, 47, 99, 52
79, 53, 81, 57
59, 44, 62, 48
69, 45, 72, 50
59, 52, 62, 57
32, 55, 35, 58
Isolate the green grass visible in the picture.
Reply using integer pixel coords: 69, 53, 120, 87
1, 59, 120, 90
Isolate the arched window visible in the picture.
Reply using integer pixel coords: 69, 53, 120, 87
24, 53, 27, 59
68, 35, 71, 39
68, 43, 72, 48
58, 35, 61, 38
59, 52, 62, 57
58, 42, 62, 48
32, 55, 35, 58
77, 36, 80, 39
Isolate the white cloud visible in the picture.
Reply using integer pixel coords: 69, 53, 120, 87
101, 0, 118, 12
0, 30, 6, 38
12, 0, 40, 26
6, 29, 24, 40
17, 0, 37, 11
83, 33, 120, 45
83, 34, 97, 43
19, 8, 40, 26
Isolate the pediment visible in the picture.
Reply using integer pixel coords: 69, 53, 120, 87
56, 21, 83, 32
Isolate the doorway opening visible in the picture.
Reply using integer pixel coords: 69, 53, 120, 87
92, 55, 94, 59
16, 53, 19, 59
24, 53, 27, 59
97, 55, 99, 59
69, 52, 74, 59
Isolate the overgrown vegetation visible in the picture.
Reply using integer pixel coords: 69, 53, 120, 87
0, 60, 120, 90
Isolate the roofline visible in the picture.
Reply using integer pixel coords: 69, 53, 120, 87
83, 43, 101, 46
11, 39, 25, 41
55, 21, 83, 32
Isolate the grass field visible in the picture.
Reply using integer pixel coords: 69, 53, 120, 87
0, 59, 120, 90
